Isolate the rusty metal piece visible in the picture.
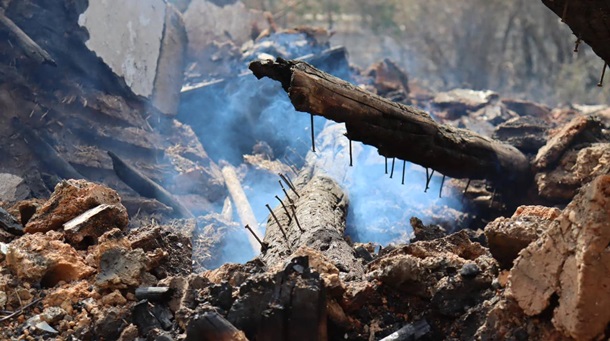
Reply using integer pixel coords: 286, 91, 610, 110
279, 173, 300, 198
245, 224, 268, 252
425, 168, 435, 193
310, 113, 316, 152
385, 157, 388, 174
275, 195, 292, 221
598, 62, 607, 87
266, 204, 289, 243
290, 205, 304, 232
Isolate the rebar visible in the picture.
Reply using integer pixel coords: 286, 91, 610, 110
401, 160, 406, 185
390, 158, 395, 178
266, 204, 289, 242
245, 224, 268, 251
310, 113, 316, 152
598, 62, 607, 87
439, 175, 446, 198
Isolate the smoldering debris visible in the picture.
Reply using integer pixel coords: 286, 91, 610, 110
2, 0, 610, 340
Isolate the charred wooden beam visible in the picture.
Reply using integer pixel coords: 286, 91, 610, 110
249, 59, 531, 188
11, 117, 84, 181
107, 151, 194, 219
0, 8, 56, 66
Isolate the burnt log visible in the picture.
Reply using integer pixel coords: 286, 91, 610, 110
262, 174, 364, 280
249, 59, 531, 189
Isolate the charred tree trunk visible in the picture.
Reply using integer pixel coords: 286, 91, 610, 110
261, 173, 364, 280
249, 59, 531, 189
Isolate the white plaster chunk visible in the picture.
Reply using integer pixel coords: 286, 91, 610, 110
78, 0, 166, 97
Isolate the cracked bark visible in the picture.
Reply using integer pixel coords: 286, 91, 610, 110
249, 59, 531, 189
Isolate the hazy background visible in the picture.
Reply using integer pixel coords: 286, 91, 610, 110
242, 0, 610, 106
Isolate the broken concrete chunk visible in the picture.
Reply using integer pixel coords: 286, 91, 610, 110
25, 179, 124, 234
535, 142, 610, 202
63, 204, 128, 248
533, 115, 604, 171
367, 231, 497, 300
95, 247, 148, 290
151, 4, 188, 116
0, 173, 30, 203
484, 205, 560, 269
78, 0, 165, 98
6, 233, 94, 286
508, 175, 610, 340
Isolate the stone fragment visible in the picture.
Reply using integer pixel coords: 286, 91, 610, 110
535, 142, 610, 202
6, 233, 94, 286
63, 204, 128, 248
493, 116, 549, 154
25, 179, 124, 234
0, 207, 23, 235
501, 98, 551, 119
117, 324, 139, 341
431, 89, 499, 120
78, 0, 165, 98
151, 4, 187, 115
183, 0, 267, 62
96, 247, 148, 290
508, 175, 610, 340
484, 205, 560, 269
101, 290, 128, 306
368, 231, 497, 317
475, 297, 571, 341
533, 115, 603, 171
0, 173, 30, 203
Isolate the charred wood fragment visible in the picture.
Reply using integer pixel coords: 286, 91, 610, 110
11, 117, 84, 181
249, 59, 531, 189
107, 151, 194, 219
0, 8, 56, 66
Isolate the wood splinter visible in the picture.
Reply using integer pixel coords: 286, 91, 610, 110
245, 224, 268, 252
266, 204, 289, 244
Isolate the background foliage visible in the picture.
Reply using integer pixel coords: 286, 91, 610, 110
242, 0, 610, 105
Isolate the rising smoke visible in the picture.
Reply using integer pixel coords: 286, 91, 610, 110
179, 30, 464, 267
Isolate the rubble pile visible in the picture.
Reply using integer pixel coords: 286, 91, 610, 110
1, 0, 610, 340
